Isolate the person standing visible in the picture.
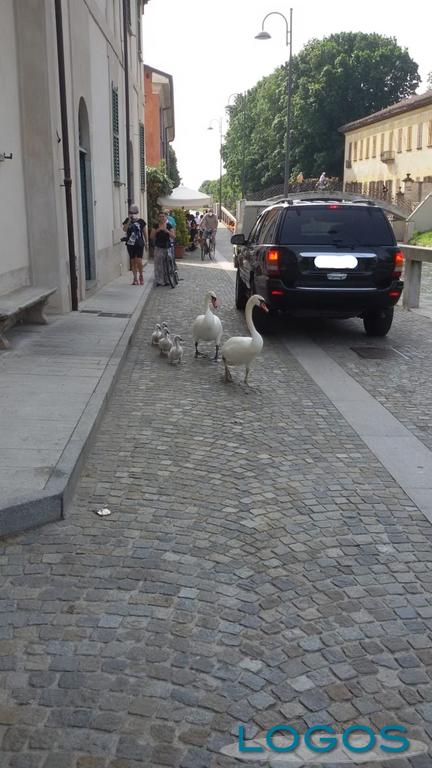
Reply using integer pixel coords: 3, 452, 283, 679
151, 213, 171, 286
122, 204, 148, 285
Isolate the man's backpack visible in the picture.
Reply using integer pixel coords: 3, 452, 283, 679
127, 220, 144, 248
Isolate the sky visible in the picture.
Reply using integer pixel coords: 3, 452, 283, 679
142, 0, 430, 191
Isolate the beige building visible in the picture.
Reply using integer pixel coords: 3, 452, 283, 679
340, 91, 432, 204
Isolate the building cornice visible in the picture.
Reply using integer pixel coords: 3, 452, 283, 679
339, 91, 432, 134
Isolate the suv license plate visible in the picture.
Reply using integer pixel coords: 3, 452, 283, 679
327, 272, 347, 280
314, 255, 358, 269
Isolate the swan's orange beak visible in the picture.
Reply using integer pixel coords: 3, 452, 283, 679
260, 301, 269, 313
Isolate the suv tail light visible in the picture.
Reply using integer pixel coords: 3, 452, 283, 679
392, 250, 404, 278
265, 249, 281, 275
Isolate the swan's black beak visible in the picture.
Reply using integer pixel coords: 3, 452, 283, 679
211, 297, 219, 309
260, 301, 269, 313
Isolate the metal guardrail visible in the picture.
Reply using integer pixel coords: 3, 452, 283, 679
399, 244, 432, 309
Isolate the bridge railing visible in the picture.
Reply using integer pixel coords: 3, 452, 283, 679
399, 244, 432, 309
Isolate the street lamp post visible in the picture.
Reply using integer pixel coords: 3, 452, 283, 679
226, 93, 246, 199
208, 117, 223, 220
255, 9, 293, 197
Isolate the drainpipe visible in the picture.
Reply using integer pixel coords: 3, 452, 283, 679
54, 0, 78, 311
122, 0, 132, 208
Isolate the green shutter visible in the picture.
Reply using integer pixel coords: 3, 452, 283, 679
139, 123, 145, 190
112, 85, 120, 183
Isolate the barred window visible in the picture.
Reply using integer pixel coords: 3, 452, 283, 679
428, 121, 432, 147
365, 136, 370, 159
139, 122, 145, 190
112, 85, 120, 183
372, 135, 377, 158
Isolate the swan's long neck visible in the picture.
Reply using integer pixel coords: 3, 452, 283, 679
204, 295, 212, 315
245, 301, 262, 346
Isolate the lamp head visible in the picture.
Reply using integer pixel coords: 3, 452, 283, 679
255, 30, 271, 40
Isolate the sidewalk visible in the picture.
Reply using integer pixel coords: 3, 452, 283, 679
0, 265, 154, 536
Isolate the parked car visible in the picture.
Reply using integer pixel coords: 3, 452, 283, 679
231, 199, 404, 335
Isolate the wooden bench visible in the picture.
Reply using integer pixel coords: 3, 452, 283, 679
0, 286, 57, 349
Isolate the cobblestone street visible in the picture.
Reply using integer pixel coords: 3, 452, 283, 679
1, 229, 432, 767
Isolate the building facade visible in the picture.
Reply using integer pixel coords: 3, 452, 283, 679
0, 0, 148, 312
340, 92, 432, 204
144, 65, 174, 170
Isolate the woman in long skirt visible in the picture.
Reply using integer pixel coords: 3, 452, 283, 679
151, 214, 171, 286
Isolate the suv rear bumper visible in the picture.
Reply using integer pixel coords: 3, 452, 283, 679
257, 278, 404, 318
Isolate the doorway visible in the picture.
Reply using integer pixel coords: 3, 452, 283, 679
78, 98, 95, 282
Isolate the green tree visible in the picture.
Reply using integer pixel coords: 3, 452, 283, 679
292, 32, 419, 176
222, 32, 419, 192
427, 71, 432, 90
146, 163, 173, 226
167, 145, 181, 187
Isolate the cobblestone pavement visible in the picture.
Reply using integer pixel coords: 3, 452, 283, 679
1, 231, 432, 767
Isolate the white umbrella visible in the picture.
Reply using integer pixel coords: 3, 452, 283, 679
158, 184, 213, 209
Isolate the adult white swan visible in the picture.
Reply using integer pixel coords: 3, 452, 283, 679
221, 294, 268, 384
192, 290, 223, 361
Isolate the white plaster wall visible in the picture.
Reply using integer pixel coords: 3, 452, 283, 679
89, 18, 113, 251
0, 0, 30, 293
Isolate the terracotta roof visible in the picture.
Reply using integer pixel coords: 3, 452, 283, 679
339, 90, 432, 133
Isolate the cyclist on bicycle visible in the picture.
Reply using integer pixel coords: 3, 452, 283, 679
199, 208, 218, 250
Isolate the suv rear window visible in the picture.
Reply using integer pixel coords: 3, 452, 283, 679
279, 206, 395, 247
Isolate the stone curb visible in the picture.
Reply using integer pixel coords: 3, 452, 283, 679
0, 269, 154, 539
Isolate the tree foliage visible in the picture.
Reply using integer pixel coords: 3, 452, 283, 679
146, 163, 173, 225
215, 32, 419, 197
168, 145, 181, 187
427, 71, 432, 90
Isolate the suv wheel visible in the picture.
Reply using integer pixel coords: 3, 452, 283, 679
363, 307, 394, 336
235, 269, 248, 310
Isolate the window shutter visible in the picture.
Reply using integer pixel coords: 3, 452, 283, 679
139, 123, 145, 190
112, 85, 120, 183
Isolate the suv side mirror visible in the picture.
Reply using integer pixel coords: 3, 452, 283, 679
231, 233, 246, 245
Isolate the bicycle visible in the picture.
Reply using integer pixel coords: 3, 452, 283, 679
200, 230, 216, 261
166, 245, 179, 289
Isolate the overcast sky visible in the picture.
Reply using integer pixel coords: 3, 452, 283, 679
142, 0, 430, 190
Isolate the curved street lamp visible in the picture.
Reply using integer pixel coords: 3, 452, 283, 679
226, 92, 247, 199
208, 117, 223, 220
255, 9, 293, 197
